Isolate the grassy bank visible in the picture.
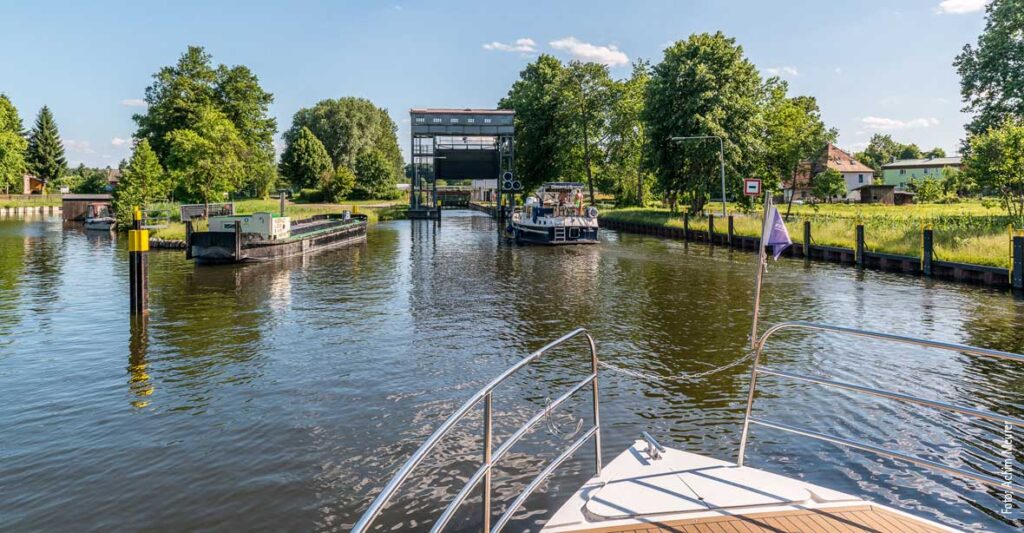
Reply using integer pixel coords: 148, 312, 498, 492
1, 195, 63, 208
604, 203, 1017, 268
148, 199, 406, 241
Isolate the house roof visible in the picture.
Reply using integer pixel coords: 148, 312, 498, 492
410, 108, 514, 115
882, 157, 962, 169
822, 144, 874, 173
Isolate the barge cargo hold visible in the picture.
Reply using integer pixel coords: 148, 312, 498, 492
188, 212, 367, 264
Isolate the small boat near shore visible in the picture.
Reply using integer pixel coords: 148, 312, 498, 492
187, 211, 367, 264
509, 182, 599, 245
83, 203, 116, 231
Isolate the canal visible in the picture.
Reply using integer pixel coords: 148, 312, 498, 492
1, 211, 1021, 531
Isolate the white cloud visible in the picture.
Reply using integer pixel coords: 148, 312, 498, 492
120, 98, 146, 107
861, 116, 940, 130
111, 137, 128, 147
936, 0, 988, 14
765, 66, 799, 77
64, 139, 95, 154
482, 38, 536, 53
549, 37, 629, 67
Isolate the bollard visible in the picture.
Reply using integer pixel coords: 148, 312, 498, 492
683, 212, 689, 241
128, 207, 149, 316
1013, 235, 1024, 289
856, 224, 865, 267
708, 214, 715, 244
803, 220, 812, 259
727, 215, 734, 246
234, 222, 242, 261
922, 227, 934, 277
185, 221, 193, 260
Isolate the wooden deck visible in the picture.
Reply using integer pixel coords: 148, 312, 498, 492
563, 505, 949, 533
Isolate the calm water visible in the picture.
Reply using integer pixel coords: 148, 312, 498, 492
1, 211, 1021, 531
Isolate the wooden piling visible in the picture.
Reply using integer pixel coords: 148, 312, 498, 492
185, 221, 193, 260
803, 221, 811, 258
922, 228, 934, 277
856, 225, 865, 268
1013, 235, 1024, 289
234, 223, 242, 261
708, 214, 715, 244
683, 212, 689, 240
727, 215, 734, 246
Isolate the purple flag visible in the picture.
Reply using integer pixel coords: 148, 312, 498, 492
762, 206, 792, 260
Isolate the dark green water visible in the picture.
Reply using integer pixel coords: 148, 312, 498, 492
0, 211, 1020, 531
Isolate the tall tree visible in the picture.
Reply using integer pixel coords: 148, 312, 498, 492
605, 61, 652, 206
283, 97, 402, 179
924, 147, 947, 158
0, 95, 27, 194
499, 54, 567, 192
558, 61, 615, 204
352, 151, 401, 200
854, 134, 921, 175
644, 32, 764, 214
963, 117, 1024, 223
26, 106, 67, 189
279, 126, 333, 189
133, 46, 277, 195
164, 107, 248, 209
762, 79, 835, 199
112, 139, 168, 227
954, 0, 1024, 137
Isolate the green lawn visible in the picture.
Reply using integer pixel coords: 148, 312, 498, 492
604, 201, 1017, 268
1, 195, 63, 208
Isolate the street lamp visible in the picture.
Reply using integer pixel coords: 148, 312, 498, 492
670, 135, 727, 217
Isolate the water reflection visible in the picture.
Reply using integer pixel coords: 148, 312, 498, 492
128, 315, 154, 408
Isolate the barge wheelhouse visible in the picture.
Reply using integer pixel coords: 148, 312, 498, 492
509, 182, 599, 245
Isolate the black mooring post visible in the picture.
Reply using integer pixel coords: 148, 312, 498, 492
184, 220, 193, 260
728, 215, 734, 246
856, 224, 865, 267
128, 207, 149, 316
708, 214, 715, 244
803, 221, 811, 258
683, 212, 689, 240
922, 228, 934, 277
1013, 235, 1024, 289
234, 223, 242, 262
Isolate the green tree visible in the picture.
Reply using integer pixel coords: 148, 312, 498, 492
352, 151, 401, 200
811, 169, 846, 203
320, 166, 356, 203
133, 46, 277, 196
963, 117, 1024, 223
26, 106, 67, 189
558, 60, 615, 204
499, 54, 568, 192
164, 107, 248, 209
0, 95, 27, 194
644, 32, 764, 214
605, 61, 652, 206
113, 139, 167, 227
283, 97, 402, 178
954, 0, 1024, 137
279, 126, 333, 189
924, 147, 947, 158
940, 166, 976, 197
854, 134, 927, 175
762, 78, 836, 202
898, 143, 923, 160
909, 176, 945, 203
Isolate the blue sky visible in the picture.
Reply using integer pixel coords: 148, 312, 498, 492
0, 0, 991, 167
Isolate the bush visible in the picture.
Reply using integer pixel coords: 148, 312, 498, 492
351, 151, 401, 200
320, 167, 356, 203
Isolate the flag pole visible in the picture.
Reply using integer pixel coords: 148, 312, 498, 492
750, 191, 772, 349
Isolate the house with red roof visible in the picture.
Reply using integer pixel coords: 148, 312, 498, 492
784, 144, 876, 202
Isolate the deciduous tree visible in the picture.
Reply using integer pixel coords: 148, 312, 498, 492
279, 126, 333, 189
164, 107, 248, 209
811, 169, 846, 203
113, 139, 168, 227
558, 61, 615, 204
605, 61, 652, 206
352, 151, 401, 200
762, 79, 835, 203
954, 0, 1024, 137
644, 32, 764, 214
499, 55, 567, 192
963, 117, 1024, 223
0, 95, 27, 194
26, 106, 66, 189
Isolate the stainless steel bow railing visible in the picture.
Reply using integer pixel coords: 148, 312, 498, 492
738, 321, 1024, 497
352, 328, 601, 533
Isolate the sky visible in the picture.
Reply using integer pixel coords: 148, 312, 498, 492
0, 0, 993, 167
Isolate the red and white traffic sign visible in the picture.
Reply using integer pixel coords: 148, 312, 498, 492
743, 178, 762, 196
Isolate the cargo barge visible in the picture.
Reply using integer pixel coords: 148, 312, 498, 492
187, 211, 367, 264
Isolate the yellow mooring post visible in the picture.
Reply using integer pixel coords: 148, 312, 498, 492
128, 207, 149, 315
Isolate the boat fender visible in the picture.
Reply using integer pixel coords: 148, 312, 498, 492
586, 206, 599, 218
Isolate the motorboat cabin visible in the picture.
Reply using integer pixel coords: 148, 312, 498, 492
510, 182, 599, 245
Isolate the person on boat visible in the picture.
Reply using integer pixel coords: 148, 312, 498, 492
574, 189, 585, 216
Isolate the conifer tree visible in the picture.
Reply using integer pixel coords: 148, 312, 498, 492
26, 106, 67, 189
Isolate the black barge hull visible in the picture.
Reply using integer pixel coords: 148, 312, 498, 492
189, 214, 367, 264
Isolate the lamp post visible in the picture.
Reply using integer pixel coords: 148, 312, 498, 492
670, 135, 727, 217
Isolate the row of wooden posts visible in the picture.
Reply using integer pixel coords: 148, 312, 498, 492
604, 212, 1024, 290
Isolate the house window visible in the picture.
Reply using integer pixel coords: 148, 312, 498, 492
450, 118, 458, 123
415, 117, 425, 123
432, 118, 442, 123
923, 168, 930, 174
899, 169, 906, 175
467, 118, 475, 123
484, 118, 492, 124
858, 174, 864, 184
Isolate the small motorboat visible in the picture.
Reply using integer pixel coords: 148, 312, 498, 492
509, 182, 599, 245
83, 203, 116, 231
